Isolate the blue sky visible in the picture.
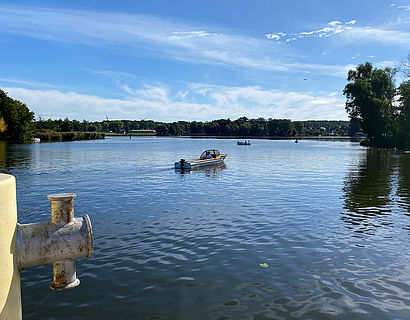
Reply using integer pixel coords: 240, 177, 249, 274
0, 0, 409, 122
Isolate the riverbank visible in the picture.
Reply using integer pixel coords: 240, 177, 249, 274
33, 131, 105, 142
105, 132, 156, 137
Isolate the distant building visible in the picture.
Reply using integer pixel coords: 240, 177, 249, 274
130, 129, 156, 134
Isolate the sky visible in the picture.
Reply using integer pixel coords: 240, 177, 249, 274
0, 0, 409, 122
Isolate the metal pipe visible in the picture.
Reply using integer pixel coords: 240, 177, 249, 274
16, 193, 93, 290
16, 216, 93, 269
48, 193, 75, 225
50, 259, 79, 290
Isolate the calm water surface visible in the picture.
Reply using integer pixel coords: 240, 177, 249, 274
1, 137, 410, 319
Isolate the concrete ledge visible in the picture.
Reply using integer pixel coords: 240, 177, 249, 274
0, 173, 22, 320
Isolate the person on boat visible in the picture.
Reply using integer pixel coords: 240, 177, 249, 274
204, 151, 212, 159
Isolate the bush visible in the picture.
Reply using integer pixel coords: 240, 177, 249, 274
359, 138, 371, 146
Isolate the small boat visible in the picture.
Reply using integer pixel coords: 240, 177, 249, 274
30, 137, 40, 143
237, 140, 251, 146
175, 149, 227, 170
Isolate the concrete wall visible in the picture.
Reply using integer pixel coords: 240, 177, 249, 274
0, 173, 22, 319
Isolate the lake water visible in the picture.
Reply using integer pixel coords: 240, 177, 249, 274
1, 137, 410, 320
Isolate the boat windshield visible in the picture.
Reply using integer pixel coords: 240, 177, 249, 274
200, 150, 220, 159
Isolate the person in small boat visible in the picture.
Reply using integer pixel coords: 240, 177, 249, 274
204, 151, 212, 159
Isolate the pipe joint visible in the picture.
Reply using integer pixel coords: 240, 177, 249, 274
16, 193, 93, 290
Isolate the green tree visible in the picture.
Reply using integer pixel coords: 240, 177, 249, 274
343, 62, 396, 144
397, 81, 410, 148
155, 123, 169, 136
293, 121, 304, 136
0, 89, 34, 141
61, 117, 73, 132
189, 121, 203, 134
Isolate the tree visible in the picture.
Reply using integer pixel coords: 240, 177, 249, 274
397, 81, 410, 148
61, 117, 73, 132
155, 123, 169, 136
399, 54, 410, 79
343, 62, 396, 144
293, 121, 304, 136
0, 89, 34, 141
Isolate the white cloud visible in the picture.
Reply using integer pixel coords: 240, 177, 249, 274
0, 5, 291, 74
340, 26, 410, 47
266, 20, 354, 42
266, 17, 410, 49
265, 33, 281, 40
0, 77, 62, 89
0, 5, 364, 78
328, 21, 342, 26
3, 83, 348, 122
398, 5, 410, 11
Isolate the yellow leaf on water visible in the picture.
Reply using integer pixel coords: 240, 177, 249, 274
259, 263, 269, 268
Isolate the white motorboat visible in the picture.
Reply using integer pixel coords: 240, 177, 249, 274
175, 149, 227, 170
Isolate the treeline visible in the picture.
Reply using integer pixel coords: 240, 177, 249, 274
154, 118, 350, 136
344, 59, 410, 149
33, 117, 351, 137
33, 117, 157, 134
0, 87, 354, 143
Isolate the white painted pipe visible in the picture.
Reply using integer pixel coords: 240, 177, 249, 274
16, 193, 93, 290
16, 215, 93, 269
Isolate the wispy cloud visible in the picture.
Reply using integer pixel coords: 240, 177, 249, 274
0, 5, 353, 77
0, 5, 279, 70
266, 20, 356, 42
265, 17, 410, 49
391, 3, 410, 11
340, 26, 410, 47
0, 77, 62, 89
3, 83, 348, 122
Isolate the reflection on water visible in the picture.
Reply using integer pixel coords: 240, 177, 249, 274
342, 148, 410, 235
397, 154, 410, 216
0, 141, 6, 168
175, 163, 227, 178
0, 141, 34, 172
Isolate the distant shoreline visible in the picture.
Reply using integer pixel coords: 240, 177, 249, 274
107, 134, 362, 141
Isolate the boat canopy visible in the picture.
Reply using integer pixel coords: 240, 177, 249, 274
200, 149, 220, 159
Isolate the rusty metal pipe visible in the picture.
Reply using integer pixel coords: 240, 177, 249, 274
16, 193, 93, 290
16, 216, 92, 269
50, 259, 79, 290
49, 193, 75, 225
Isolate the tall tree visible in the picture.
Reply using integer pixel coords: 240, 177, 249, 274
0, 89, 34, 141
343, 62, 395, 144
397, 81, 410, 149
